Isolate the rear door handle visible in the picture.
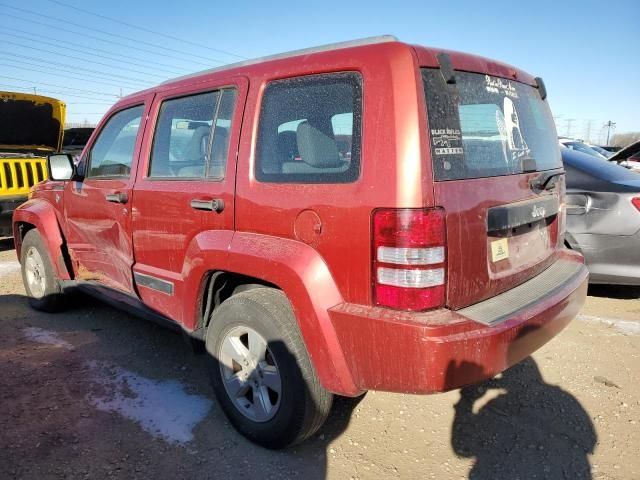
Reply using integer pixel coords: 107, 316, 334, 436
105, 192, 128, 204
190, 198, 224, 213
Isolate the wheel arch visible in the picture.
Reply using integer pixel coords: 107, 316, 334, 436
194, 270, 277, 330
12, 200, 73, 280
181, 231, 359, 396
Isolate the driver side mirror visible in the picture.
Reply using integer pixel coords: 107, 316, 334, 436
47, 154, 76, 181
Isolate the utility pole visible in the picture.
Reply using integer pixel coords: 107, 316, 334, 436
33, 87, 37, 94
584, 120, 593, 143
604, 120, 616, 146
553, 115, 563, 134
564, 118, 576, 138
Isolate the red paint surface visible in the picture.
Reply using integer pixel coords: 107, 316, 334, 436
129, 78, 248, 321
14, 40, 585, 396
13, 196, 69, 279
62, 93, 154, 294
434, 175, 561, 309
330, 250, 587, 393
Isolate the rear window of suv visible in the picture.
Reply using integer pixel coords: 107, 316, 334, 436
422, 69, 562, 181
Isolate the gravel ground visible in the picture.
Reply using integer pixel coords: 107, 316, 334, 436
0, 236, 638, 479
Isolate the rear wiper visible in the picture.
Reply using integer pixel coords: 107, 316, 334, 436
529, 169, 564, 193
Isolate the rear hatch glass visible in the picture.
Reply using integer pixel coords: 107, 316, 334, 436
422, 68, 564, 309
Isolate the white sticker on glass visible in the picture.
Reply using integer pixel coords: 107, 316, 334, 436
431, 128, 463, 155
485, 75, 519, 98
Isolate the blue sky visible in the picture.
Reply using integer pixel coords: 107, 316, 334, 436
1, 0, 637, 142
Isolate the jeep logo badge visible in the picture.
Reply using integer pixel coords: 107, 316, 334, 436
532, 204, 546, 218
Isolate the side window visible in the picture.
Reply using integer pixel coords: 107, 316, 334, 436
255, 72, 362, 183
88, 105, 144, 178
149, 88, 236, 179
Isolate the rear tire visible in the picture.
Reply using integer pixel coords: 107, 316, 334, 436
205, 288, 332, 449
20, 229, 65, 312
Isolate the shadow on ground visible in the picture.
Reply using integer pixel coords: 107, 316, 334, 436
1, 288, 598, 479
0, 236, 15, 252
0, 293, 358, 479
449, 357, 596, 479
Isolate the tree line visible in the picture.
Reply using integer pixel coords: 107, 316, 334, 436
610, 132, 640, 147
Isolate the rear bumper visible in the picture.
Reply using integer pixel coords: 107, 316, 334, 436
329, 250, 588, 394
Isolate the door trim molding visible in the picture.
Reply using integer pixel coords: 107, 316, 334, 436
133, 272, 174, 295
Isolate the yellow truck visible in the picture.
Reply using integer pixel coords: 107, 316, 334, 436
0, 91, 65, 236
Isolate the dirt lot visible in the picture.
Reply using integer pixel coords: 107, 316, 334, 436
1, 236, 638, 479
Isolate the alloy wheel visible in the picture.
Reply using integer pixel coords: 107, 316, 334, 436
24, 246, 46, 298
218, 326, 282, 422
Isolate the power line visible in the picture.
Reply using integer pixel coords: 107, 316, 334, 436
0, 28, 186, 76
0, 74, 120, 97
46, 0, 247, 60
0, 58, 141, 90
0, 4, 231, 65
0, 82, 117, 102
0, 51, 152, 86
2, 12, 217, 68
65, 102, 115, 105
1, 39, 168, 80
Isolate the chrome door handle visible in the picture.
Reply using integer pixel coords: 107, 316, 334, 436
105, 192, 128, 204
190, 198, 224, 213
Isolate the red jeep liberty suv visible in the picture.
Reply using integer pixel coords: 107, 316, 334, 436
13, 36, 588, 448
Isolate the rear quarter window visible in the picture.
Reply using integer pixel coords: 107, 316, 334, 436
255, 72, 362, 184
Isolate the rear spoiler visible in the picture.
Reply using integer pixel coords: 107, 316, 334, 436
437, 52, 548, 101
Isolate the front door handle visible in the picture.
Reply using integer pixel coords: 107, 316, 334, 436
191, 198, 224, 213
105, 192, 128, 204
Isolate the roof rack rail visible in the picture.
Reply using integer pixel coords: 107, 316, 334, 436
162, 35, 399, 84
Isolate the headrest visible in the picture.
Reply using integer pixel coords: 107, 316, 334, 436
184, 126, 211, 162
296, 121, 342, 168
211, 127, 228, 163
277, 130, 299, 161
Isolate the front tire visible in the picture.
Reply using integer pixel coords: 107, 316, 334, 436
205, 288, 332, 449
20, 229, 65, 312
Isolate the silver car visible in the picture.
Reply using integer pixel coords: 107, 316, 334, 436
563, 148, 640, 285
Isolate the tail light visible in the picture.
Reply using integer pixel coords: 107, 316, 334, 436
372, 208, 446, 311
557, 200, 566, 246
632, 198, 640, 211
